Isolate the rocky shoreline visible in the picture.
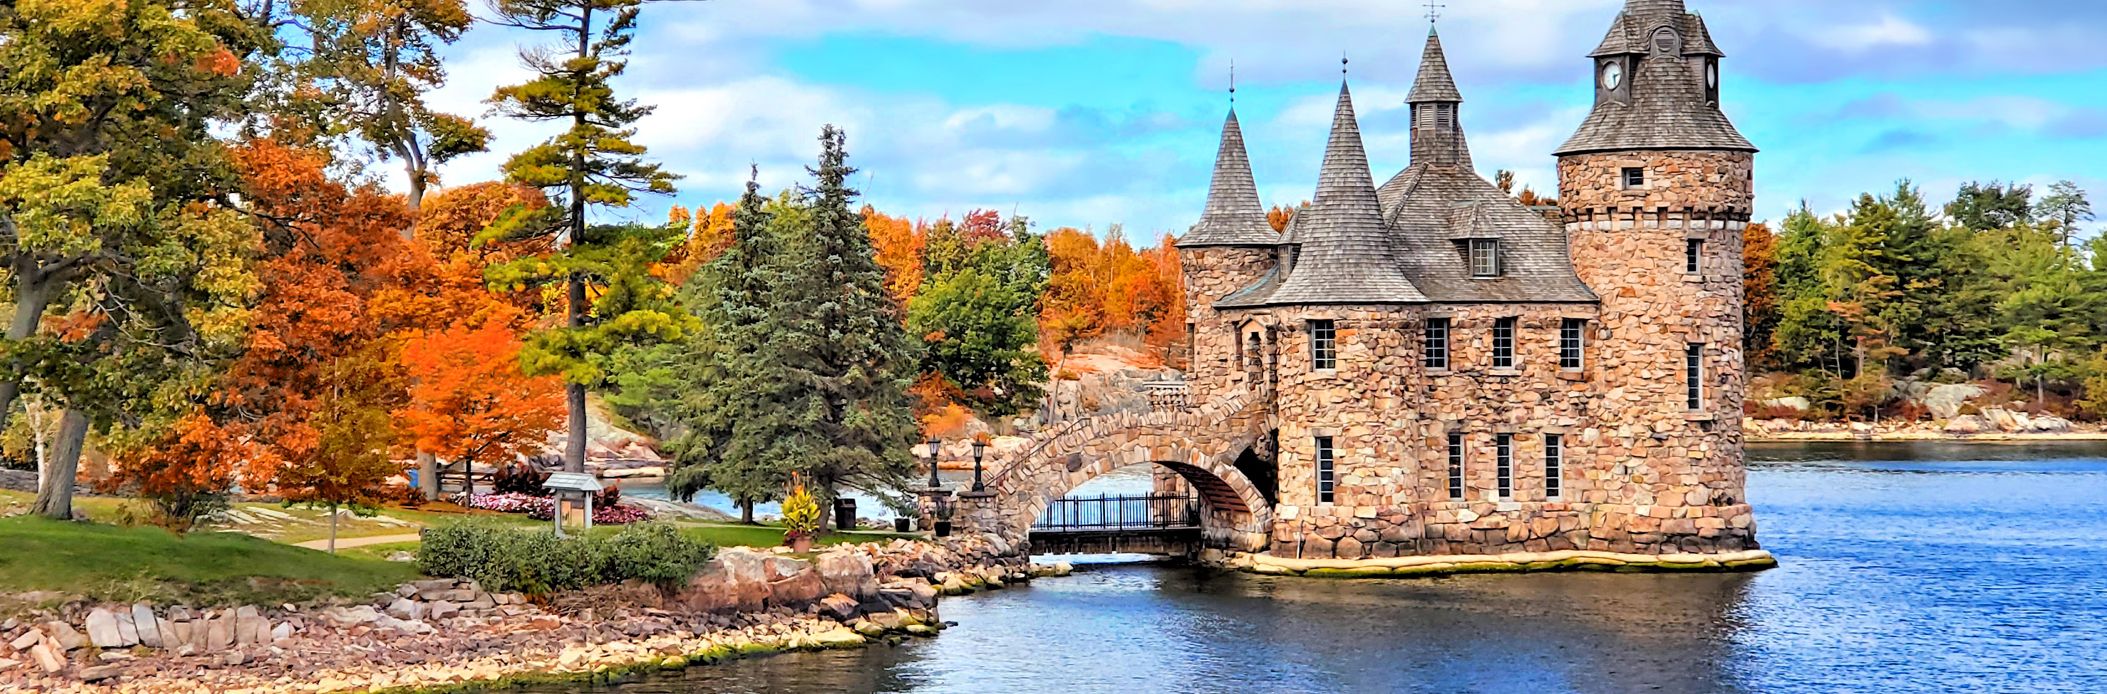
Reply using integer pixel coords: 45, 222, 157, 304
0, 536, 1067, 693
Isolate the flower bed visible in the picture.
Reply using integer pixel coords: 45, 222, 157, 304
450, 492, 653, 525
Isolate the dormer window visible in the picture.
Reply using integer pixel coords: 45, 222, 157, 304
1469, 239, 1501, 278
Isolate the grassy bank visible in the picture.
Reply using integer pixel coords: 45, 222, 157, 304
0, 516, 418, 610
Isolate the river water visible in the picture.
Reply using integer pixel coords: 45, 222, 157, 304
540, 442, 2107, 693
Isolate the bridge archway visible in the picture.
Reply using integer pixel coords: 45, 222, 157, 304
949, 391, 1276, 553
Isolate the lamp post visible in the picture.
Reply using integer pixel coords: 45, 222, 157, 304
970, 439, 988, 493
926, 437, 942, 489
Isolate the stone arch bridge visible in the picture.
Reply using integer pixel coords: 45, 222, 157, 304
947, 390, 1277, 555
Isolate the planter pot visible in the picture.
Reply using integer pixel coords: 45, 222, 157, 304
894, 517, 913, 532
788, 534, 815, 552
934, 520, 952, 538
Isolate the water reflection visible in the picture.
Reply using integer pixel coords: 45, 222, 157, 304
526, 441, 2107, 693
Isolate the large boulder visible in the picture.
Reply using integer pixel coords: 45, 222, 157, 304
678, 549, 775, 613
2030, 415, 2073, 433
814, 551, 879, 600
1759, 397, 1811, 412
1979, 408, 2027, 433
1924, 384, 1988, 420
1944, 415, 1988, 435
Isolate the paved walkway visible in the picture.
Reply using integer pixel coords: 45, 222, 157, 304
295, 532, 423, 551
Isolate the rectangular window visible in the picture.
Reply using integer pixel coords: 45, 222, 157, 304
1446, 433, 1465, 501
1309, 320, 1336, 371
1686, 239, 1703, 274
1559, 319, 1585, 371
1622, 167, 1645, 189
1495, 434, 1513, 500
1315, 436, 1336, 505
1492, 317, 1517, 369
1545, 434, 1564, 500
1686, 343, 1705, 411
1424, 318, 1451, 370
1469, 239, 1500, 278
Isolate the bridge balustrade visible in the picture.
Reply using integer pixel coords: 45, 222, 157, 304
1032, 493, 1200, 533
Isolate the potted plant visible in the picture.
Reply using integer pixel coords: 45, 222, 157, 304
933, 495, 954, 538
781, 475, 821, 552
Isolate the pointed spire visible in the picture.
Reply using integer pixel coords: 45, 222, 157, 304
1408, 30, 1472, 168
1177, 109, 1277, 248
1264, 83, 1425, 305
1407, 28, 1462, 104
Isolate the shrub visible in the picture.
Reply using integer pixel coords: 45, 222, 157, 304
601, 524, 717, 587
417, 521, 715, 595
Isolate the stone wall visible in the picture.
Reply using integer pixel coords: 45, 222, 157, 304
1180, 246, 1276, 401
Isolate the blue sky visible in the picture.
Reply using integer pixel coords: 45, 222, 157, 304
428, 0, 2107, 241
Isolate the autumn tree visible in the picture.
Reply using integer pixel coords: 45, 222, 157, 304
281, 0, 490, 210
483, 0, 684, 474
0, 0, 267, 519
396, 314, 566, 481
1266, 204, 1299, 233
865, 206, 925, 305
1743, 222, 1781, 371
274, 348, 405, 553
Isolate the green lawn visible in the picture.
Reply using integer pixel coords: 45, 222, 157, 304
0, 516, 419, 611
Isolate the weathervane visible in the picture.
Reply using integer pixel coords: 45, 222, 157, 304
1425, 0, 1446, 24
1342, 53, 1350, 78
1229, 59, 1236, 105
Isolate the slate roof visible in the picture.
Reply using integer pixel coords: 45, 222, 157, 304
1378, 165, 1597, 303
1405, 29, 1462, 103
1560, 1, 1753, 155
1407, 29, 1472, 172
1254, 83, 1427, 306
1214, 31, 1595, 309
1178, 109, 1281, 247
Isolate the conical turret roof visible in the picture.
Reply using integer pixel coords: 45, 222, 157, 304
1263, 83, 1426, 305
1407, 29, 1462, 104
1179, 109, 1279, 247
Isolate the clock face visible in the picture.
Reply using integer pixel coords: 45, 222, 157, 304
1706, 62, 1719, 89
1601, 62, 1624, 91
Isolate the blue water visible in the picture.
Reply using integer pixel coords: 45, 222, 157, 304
547, 441, 2107, 693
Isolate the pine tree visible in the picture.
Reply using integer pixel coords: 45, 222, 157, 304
482, 0, 683, 474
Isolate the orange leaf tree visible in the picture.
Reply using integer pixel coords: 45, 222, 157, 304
395, 314, 565, 476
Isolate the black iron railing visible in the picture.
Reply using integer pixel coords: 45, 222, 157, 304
1032, 493, 1200, 532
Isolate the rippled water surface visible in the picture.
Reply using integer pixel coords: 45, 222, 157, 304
542, 442, 2107, 693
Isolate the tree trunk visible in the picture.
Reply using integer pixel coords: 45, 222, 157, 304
31, 409, 88, 520
740, 500, 755, 525
562, 7, 593, 476
328, 502, 340, 554
0, 277, 58, 433
417, 451, 439, 501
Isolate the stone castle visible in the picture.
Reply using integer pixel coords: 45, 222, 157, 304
951, 0, 1763, 567
1171, 0, 1759, 560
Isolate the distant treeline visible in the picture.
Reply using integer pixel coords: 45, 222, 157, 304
1744, 179, 2106, 419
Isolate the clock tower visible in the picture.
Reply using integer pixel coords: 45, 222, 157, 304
1557, 0, 1761, 532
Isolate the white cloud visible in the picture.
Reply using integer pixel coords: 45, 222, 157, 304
1813, 14, 1935, 52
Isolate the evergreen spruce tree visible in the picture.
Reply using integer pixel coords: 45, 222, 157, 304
666, 177, 796, 523
779, 127, 923, 517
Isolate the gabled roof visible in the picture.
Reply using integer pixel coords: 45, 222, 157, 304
1178, 109, 1281, 247
1259, 84, 1426, 306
